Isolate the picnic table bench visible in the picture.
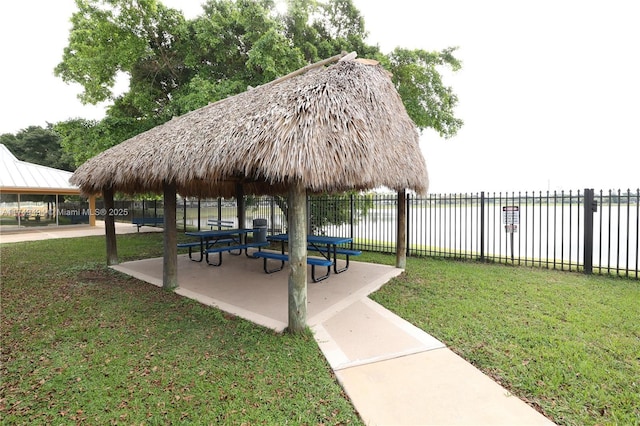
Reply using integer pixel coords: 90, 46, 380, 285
132, 217, 164, 231
306, 246, 362, 273
206, 241, 269, 266
207, 219, 234, 230
252, 251, 334, 282
180, 228, 262, 265
265, 234, 359, 278
176, 239, 235, 261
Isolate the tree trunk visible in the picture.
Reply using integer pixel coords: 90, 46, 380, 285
163, 181, 178, 290
396, 189, 407, 269
288, 181, 307, 333
103, 187, 118, 266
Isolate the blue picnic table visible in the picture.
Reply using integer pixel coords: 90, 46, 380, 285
180, 228, 267, 266
253, 234, 361, 282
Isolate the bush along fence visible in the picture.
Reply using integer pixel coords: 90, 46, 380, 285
96, 188, 639, 280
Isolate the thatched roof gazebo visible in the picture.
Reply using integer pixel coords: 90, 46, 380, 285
71, 53, 428, 332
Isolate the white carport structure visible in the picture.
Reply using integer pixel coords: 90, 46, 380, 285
0, 144, 96, 227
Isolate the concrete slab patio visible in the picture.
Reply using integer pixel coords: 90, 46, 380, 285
111, 252, 403, 332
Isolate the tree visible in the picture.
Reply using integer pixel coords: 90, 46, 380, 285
1, 126, 75, 171
282, 0, 377, 62
53, 119, 109, 166
273, 192, 373, 235
169, 0, 306, 115
381, 47, 463, 138
54, 0, 191, 137
55, 0, 463, 168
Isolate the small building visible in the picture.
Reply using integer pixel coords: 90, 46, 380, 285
0, 143, 95, 229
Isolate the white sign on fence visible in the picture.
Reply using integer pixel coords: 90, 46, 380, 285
502, 206, 519, 233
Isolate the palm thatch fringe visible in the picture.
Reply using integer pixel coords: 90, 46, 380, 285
71, 54, 428, 198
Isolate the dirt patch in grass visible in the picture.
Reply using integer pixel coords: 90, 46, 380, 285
76, 269, 115, 285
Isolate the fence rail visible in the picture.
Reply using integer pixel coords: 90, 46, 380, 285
95, 188, 639, 280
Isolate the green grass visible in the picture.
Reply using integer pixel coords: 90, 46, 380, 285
3, 236, 639, 425
1, 234, 362, 425
365, 254, 640, 426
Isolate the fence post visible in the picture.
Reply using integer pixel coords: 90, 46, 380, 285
350, 194, 354, 245
396, 189, 407, 268
480, 191, 485, 261
183, 198, 187, 231
583, 188, 596, 274
306, 196, 312, 234
196, 198, 200, 230
270, 196, 276, 236
407, 193, 413, 256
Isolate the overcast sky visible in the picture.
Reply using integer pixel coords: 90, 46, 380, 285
1, 0, 638, 193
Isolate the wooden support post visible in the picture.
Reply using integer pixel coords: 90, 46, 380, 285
103, 187, 118, 266
236, 184, 245, 229
396, 189, 407, 269
288, 181, 307, 333
163, 181, 178, 290
88, 195, 96, 226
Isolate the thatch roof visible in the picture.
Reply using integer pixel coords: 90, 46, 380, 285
71, 55, 428, 198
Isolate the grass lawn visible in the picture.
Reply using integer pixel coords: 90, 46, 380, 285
2, 235, 639, 425
0, 234, 363, 425
360, 252, 640, 426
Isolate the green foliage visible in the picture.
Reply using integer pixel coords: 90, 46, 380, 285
55, 0, 188, 107
283, 0, 375, 62
308, 192, 374, 233
381, 47, 463, 138
53, 119, 105, 166
1, 126, 75, 171
273, 192, 374, 232
54, 0, 463, 164
54, 117, 157, 167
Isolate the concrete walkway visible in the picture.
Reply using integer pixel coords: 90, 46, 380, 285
2, 225, 555, 425
0, 221, 161, 244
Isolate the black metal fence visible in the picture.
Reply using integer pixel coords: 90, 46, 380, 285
401, 189, 639, 279
307, 189, 638, 279
101, 188, 639, 280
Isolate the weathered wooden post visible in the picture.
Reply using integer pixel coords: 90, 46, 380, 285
288, 180, 307, 333
163, 181, 178, 290
103, 187, 118, 266
396, 189, 407, 268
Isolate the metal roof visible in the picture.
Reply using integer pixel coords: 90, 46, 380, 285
0, 144, 79, 194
